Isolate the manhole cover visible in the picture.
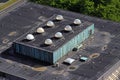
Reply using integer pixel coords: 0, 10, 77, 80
90, 53, 100, 59
8, 31, 17, 36
2, 39, 9, 43
68, 65, 78, 71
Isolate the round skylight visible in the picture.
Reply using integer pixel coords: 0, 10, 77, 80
46, 21, 55, 27
56, 15, 64, 20
45, 39, 53, 45
36, 27, 45, 33
73, 19, 81, 25
26, 34, 35, 40
55, 32, 63, 38
64, 25, 73, 31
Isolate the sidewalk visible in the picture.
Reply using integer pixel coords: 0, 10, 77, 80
0, 0, 27, 18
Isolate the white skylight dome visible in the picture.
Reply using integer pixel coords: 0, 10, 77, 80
46, 21, 55, 27
55, 32, 63, 38
26, 34, 35, 40
64, 25, 73, 31
73, 19, 81, 25
45, 39, 53, 45
56, 15, 64, 20
36, 27, 45, 33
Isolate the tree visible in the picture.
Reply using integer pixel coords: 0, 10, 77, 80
29, 0, 120, 22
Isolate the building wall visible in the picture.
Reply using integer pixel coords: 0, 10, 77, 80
0, 72, 25, 80
13, 43, 53, 63
14, 24, 94, 64
97, 60, 120, 80
53, 24, 94, 63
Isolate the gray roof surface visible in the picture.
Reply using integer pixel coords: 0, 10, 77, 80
0, 2, 120, 80
14, 14, 93, 52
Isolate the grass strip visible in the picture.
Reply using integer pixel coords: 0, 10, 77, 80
0, 0, 17, 11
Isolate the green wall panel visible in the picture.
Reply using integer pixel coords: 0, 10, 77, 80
53, 24, 94, 63
14, 43, 53, 63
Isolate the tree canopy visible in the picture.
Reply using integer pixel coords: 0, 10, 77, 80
30, 0, 120, 22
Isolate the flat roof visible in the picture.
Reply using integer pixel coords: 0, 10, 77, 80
0, 2, 120, 80
14, 14, 93, 52
0, 1, 52, 53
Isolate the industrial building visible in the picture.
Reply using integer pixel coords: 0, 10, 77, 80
0, 0, 120, 80
13, 15, 94, 64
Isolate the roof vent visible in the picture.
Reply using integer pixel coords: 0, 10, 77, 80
26, 34, 35, 40
36, 27, 45, 33
45, 39, 53, 45
46, 21, 55, 27
64, 58, 75, 65
56, 15, 64, 20
73, 19, 81, 25
55, 32, 63, 38
64, 25, 73, 31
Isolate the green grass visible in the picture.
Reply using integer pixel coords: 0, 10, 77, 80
0, 0, 17, 11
